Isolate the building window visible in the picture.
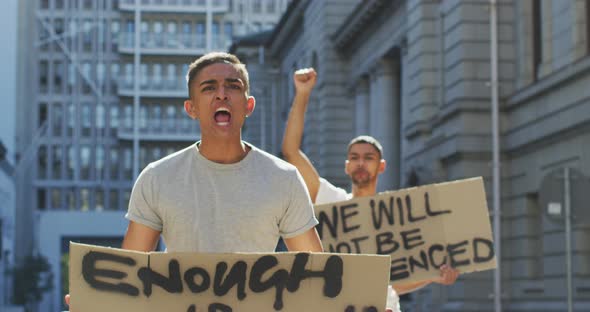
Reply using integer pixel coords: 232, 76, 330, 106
39, 102, 48, 127
212, 22, 220, 49
51, 189, 61, 210
96, 104, 105, 129
54, 61, 64, 93
110, 20, 120, 50
38, 189, 47, 210
67, 63, 76, 87
123, 148, 132, 180
52, 145, 63, 179
55, 0, 64, 9
266, 0, 275, 13
66, 188, 75, 210
153, 21, 164, 46
96, 146, 104, 181
532, 0, 543, 80
67, 145, 75, 179
140, 146, 148, 169
82, 62, 92, 94
224, 22, 233, 40
109, 147, 119, 180
126, 20, 134, 46
97, 62, 105, 86
152, 105, 162, 129
110, 62, 120, 91
196, 22, 205, 48
253, 0, 262, 13
109, 189, 118, 210
96, 189, 105, 211
152, 147, 162, 162
139, 106, 148, 130
140, 21, 149, 48
123, 190, 131, 207
41, 0, 49, 9
80, 188, 90, 211
81, 103, 91, 136
38, 145, 48, 180
124, 63, 133, 88
83, 19, 93, 51
166, 106, 176, 129
166, 64, 176, 88
98, 19, 106, 50
140, 63, 148, 88
167, 21, 177, 48
40, 60, 48, 93
182, 21, 191, 48
109, 105, 119, 129
54, 18, 64, 35
124, 105, 133, 129
67, 102, 75, 135
53, 103, 63, 136
153, 63, 162, 88
80, 146, 91, 180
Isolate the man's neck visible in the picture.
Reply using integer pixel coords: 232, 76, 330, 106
198, 137, 250, 164
351, 183, 378, 198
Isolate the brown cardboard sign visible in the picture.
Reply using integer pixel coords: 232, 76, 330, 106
69, 243, 391, 312
314, 177, 497, 284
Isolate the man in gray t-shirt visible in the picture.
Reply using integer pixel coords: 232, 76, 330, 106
126, 141, 319, 253
121, 52, 323, 253
65, 51, 323, 310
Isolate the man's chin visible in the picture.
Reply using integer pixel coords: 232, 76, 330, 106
351, 179, 371, 188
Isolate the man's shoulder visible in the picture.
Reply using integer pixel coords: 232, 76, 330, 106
250, 145, 298, 174
146, 144, 195, 173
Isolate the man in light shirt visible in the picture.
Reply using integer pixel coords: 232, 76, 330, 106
282, 68, 460, 312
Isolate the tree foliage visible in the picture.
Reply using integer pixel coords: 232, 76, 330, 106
9, 254, 54, 306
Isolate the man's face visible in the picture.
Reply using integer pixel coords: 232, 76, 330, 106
345, 143, 384, 188
184, 62, 255, 139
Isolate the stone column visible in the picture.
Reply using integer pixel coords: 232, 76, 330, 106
369, 58, 400, 192
354, 76, 370, 136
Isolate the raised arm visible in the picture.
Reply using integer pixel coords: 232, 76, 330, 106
281, 68, 322, 202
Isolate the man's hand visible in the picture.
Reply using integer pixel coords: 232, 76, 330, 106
293, 68, 317, 96
433, 264, 460, 285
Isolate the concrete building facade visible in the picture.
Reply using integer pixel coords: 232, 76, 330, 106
245, 0, 590, 311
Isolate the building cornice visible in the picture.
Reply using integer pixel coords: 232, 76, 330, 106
267, 0, 310, 57
332, 0, 396, 50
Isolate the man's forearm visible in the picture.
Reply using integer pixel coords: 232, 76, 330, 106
282, 91, 312, 158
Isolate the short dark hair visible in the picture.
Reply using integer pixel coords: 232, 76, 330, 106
186, 52, 250, 97
347, 135, 384, 158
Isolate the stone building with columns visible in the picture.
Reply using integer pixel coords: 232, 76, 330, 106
231, 0, 590, 311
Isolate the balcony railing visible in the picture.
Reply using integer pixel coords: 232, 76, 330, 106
117, 117, 200, 141
118, 77, 188, 98
119, 33, 227, 54
120, 0, 228, 13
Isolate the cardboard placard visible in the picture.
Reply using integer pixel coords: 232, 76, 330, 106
315, 177, 497, 284
69, 243, 391, 312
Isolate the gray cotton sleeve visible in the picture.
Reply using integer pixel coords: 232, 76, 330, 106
279, 169, 319, 238
125, 165, 163, 231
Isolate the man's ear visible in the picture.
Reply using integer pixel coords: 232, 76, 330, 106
344, 160, 350, 175
246, 96, 256, 117
184, 100, 198, 119
378, 159, 386, 174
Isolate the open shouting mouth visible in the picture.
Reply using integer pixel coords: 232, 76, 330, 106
214, 107, 231, 126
